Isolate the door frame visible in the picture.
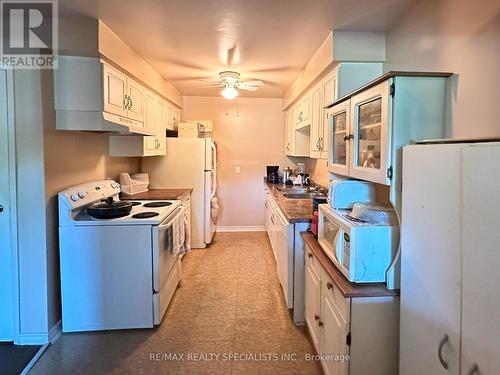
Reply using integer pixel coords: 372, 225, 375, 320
1, 69, 20, 343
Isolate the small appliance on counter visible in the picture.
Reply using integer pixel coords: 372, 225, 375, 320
317, 203, 399, 283
120, 173, 149, 195
327, 178, 375, 209
266, 165, 279, 183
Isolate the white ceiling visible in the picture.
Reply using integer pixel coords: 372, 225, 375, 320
59, 0, 416, 97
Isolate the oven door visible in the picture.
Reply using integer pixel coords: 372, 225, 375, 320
152, 207, 183, 292
318, 204, 348, 276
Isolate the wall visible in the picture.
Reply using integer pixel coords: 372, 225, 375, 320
182, 97, 294, 228
385, 0, 500, 137
41, 71, 141, 329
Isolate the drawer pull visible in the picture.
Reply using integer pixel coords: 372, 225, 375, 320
308, 253, 313, 259
314, 314, 320, 321
326, 282, 333, 290
318, 320, 323, 328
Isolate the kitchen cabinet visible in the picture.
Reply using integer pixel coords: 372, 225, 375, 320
55, 56, 155, 135
264, 185, 309, 322
303, 234, 399, 375
102, 62, 145, 125
285, 107, 309, 157
285, 63, 383, 160
400, 142, 500, 375
326, 72, 451, 190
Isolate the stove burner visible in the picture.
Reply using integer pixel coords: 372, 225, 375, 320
128, 201, 142, 206
143, 201, 172, 208
132, 212, 159, 219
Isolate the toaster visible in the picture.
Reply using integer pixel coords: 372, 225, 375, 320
327, 178, 376, 209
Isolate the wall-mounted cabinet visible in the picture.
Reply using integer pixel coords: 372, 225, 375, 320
285, 63, 383, 159
326, 72, 451, 197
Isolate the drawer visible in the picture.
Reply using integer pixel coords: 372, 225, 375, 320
305, 244, 321, 276
321, 268, 350, 322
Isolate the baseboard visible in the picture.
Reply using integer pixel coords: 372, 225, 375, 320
48, 320, 62, 343
16, 319, 62, 345
216, 226, 266, 232
17, 333, 49, 345
20, 343, 49, 375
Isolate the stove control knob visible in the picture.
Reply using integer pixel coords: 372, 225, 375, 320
78, 192, 87, 199
70, 194, 79, 202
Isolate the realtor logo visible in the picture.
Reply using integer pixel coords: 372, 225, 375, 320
1, 0, 58, 68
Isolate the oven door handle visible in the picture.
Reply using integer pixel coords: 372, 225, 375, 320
158, 207, 183, 229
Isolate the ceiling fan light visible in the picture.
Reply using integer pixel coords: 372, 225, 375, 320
221, 86, 239, 100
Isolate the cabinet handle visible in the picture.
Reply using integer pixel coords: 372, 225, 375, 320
343, 133, 353, 142
314, 314, 319, 321
318, 320, 323, 327
128, 97, 133, 109
319, 137, 324, 151
271, 215, 275, 225
437, 334, 449, 369
465, 363, 478, 375
326, 282, 333, 290
123, 95, 129, 109
316, 139, 321, 150
308, 253, 313, 259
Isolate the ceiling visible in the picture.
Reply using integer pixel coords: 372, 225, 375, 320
59, 0, 416, 98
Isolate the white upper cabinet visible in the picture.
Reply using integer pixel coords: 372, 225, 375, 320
102, 63, 128, 117
326, 73, 451, 189
126, 77, 145, 122
309, 82, 323, 158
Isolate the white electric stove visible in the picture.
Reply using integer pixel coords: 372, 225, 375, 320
58, 180, 186, 332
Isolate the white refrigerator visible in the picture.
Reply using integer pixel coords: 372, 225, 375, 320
142, 138, 218, 248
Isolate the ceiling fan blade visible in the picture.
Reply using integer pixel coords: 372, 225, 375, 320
199, 84, 223, 88
238, 85, 259, 92
240, 80, 264, 86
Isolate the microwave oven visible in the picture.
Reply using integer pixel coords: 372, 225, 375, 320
318, 204, 399, 283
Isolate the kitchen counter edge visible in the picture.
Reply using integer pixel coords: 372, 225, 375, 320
301, 231, 399, 298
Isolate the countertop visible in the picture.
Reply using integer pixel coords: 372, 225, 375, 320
120, 188, 192, 201
301, 231, 399, 298
264, 181, 318, 223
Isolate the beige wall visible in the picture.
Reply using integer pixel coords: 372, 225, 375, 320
385, 0, 500, 137
182, 96, 294, 227
41, 71, 141, 327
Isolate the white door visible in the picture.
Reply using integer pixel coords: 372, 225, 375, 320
309, 83, 323, 158
327, 100, 351, 176
305, 254, 321, 350
126, 78, 145, 122
461, 144, 500, 374
400, 145, 462, 375
320, 288, 350, 375
0, 70, 14, 341
349, 80, 391, 185
102, 63, 127, 117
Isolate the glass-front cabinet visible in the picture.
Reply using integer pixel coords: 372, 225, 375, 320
326, 99, 351, 176
350, 80, 391, 184
327, 79, 392, 185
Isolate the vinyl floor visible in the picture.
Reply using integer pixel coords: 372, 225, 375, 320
30, 232, 322, 375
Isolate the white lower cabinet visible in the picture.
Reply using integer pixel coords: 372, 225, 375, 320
304, 240, 399, 375
264, 185, 309, 323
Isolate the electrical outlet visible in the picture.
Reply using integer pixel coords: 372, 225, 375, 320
235, 166, 241, 174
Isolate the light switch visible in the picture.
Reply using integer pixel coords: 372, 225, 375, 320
235, 166, 241, 174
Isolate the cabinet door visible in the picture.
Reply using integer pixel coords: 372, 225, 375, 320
102, 64, 127, 117
461, 144, 500, 375
285, 110, 295, 155
305, 252, 321, 350
301, 94, 311, 126
144, 91, 157, 135
156, 99, 167, 137
126, 78, 145, 122
276, 214, 292, 308
321, 69, 338, 160
400, 144, 462, 375
309, 83, 322, 158
172, 109, 180, 127
320, 286, 350, 375
327, 100, 351, 176
166, 105, 174, 130
349, 80, 391, 185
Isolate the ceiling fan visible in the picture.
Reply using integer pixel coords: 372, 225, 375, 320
200, 71, 264, 99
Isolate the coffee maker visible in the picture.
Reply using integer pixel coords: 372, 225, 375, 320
266, 166, 279, 183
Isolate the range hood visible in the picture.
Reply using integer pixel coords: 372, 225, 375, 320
55, 110, 155, 135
